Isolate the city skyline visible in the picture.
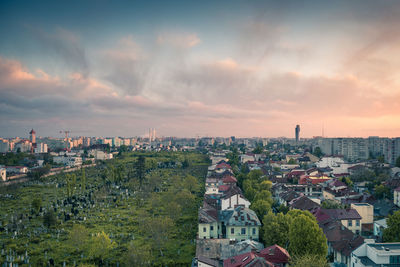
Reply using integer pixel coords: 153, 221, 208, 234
1, 0, 400, 138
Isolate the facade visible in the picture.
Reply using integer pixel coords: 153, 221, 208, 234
53, 156, 82, 167
0, 139, 10, 152
221, 193, 250, 210
295, 125, 300, 143
0, 168, 6, 181
351, 241, 400, 267
394, 187, 400, 207
34, 143, 48, 153
4, 166, 28, 174
373, 219, 387, 240
351, 203, 374, 226
220, 205, 261, 241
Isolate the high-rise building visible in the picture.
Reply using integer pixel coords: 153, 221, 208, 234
29, 129, 36, 144
295, 125, 300, 143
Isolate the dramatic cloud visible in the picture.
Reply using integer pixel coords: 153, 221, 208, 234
1, 0, 400, 137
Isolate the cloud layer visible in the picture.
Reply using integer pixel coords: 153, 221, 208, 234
1, 1, 400, 138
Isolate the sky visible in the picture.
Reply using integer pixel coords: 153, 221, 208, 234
1, 0, 400, 138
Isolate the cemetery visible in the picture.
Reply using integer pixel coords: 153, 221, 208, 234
0, 151, 209, 266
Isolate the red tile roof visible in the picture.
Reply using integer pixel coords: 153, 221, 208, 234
223, 175, 237, 184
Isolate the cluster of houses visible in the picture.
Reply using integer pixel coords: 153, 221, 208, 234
194, 148, 400, 267
270, 155, 400, 267
194, 156, 291, 267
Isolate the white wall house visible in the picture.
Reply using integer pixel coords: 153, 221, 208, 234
221, 194, 250, 210
351, 241, 400, 267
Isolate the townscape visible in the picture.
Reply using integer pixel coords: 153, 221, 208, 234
1, 127, 400, 266
2, 1, 400, 266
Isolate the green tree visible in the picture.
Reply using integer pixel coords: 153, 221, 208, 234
262, 212, 291, 248
81, 168, 86, 192
123, 242, 152, 266
69, 224, 89, 252
290, 254, 329, 267
374, 184, 390, 199
31, 197, 42, 214
288, 214, 327, 257
136, 155, 146, 189
313, 147, 323, 158
183, 175, 200, 193
87, 231, 117, 264
288, 158, 297, 164
396, 156, 400, 167
251, 199, 272, 219
43, 210, 57, 228
253, 146, 263, 154
321, 200, 344, 209
383, 210, 400, 242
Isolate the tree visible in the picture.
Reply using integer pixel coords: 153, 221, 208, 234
396, 156, 400, 167
288, 214, 327, 257
87, 231, 117, 264
288, 158, 297, 164
253, 146, 263, 154
290, 254, 329, 267
313, 147, 323, 158
123, 242, 151, 266
81, 168, 86, 192
32, 197, 42, 214
136, 155, 146, 189
182, 158, 190, 169
374, 184, 390, 199
321, 199, 344, 209
69, 224, 89, 252
183, 175, 199, 193
43, 210, 57, 228
251, 199, 271, 219
262, 212, 291, 248
383, 210, 400, 242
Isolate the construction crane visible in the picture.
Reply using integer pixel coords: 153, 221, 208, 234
59, 130, 71, 141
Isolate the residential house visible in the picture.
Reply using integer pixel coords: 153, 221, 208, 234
350, 203, 374, 233
223, 244, 290, 267
221, 190, 250, 211
373, 218, 387, 241
289, 195, 321, 213
313, 208, 362, 234
197, 256, 219, 267
351, 241, 400, 267
198, 205, 221, 239
220, 205, 261, 241
319, 220, 364, 267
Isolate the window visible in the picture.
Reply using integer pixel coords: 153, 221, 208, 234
252, 228, 256, 235
203, 227, 206, 232
356, 220, 360, 227
390, 255, 400, 264
231, 228, 234, 234
241, 228, 246, 235
348, 220, 352, 227
210, 226, 214, 231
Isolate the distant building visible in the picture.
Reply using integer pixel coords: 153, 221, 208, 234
373, 218, 387, 240
351, 241, 400, 267
295, 125, 300, 143
394, 187, 400, 207
34, 143, 48, 154
0, 139, 10, 152
0, 168, 6, 181
29, 129, 36, 144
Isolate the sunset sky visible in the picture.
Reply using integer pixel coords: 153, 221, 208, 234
1, 0, 399, 138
